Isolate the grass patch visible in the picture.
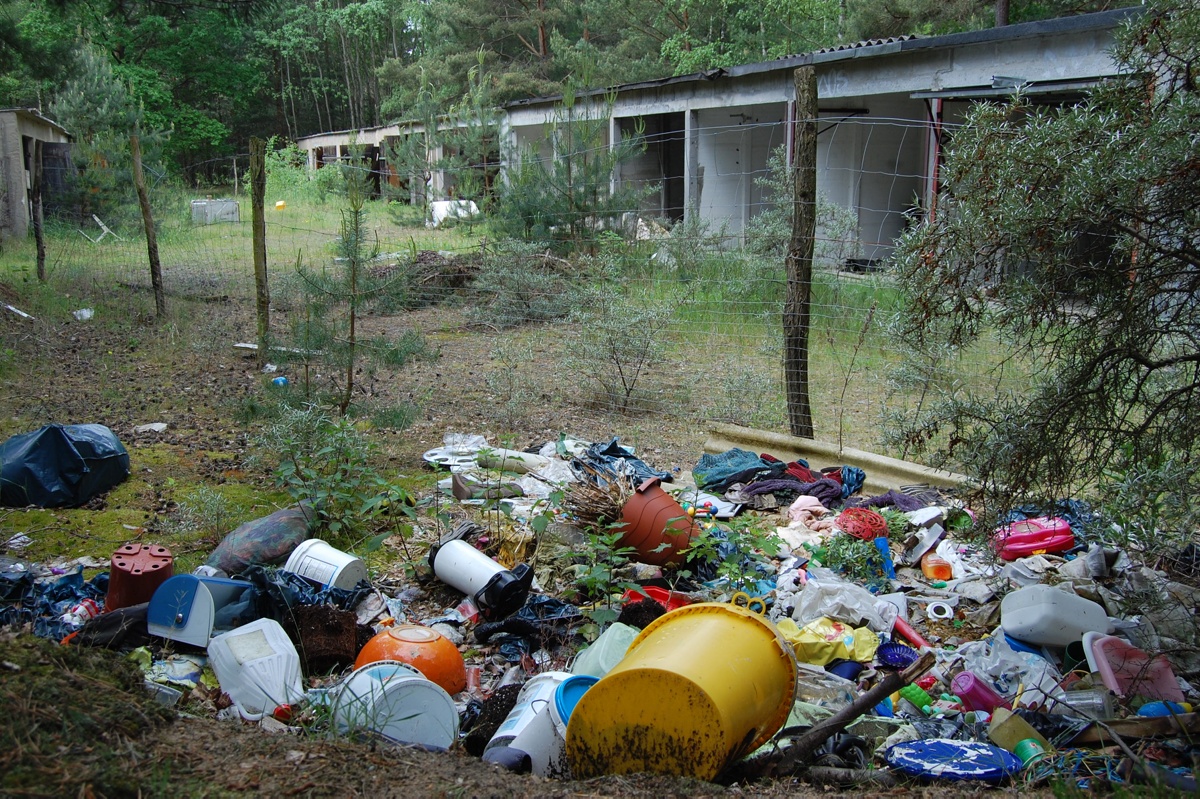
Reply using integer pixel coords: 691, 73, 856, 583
0, 632, 176, 797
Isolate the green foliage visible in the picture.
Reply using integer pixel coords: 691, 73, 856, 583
744, 145, 860, 268
680, 517, 777, 593
818, 533, 888, 589
1082, 450, 1200, 561
485, 338, 539, 431
161, 485, 244, 547
570, 523, 640, 610
567, 283, 679, 413
50, 47, 158, 228
489, 86, 654, 252
889, 0, 1200, 508
265, 137, 339, 203
467, 239, 577, 328
707, 365, 784, 428
263, 404, 406, 546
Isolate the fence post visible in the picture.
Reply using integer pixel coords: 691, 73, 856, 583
784, 66, 817, 438
250, 137, 269, 365
130, 133, 165, 318
30, 139, 46, 283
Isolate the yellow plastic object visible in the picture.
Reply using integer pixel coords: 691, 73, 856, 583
274, 200, 286, 210
565, 602, 797, 781
776, 616, 879, 666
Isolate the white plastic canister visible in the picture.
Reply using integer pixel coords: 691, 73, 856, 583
1000, 584, 1111, 648
332, 660, 459, 750
208, 618, 304, 720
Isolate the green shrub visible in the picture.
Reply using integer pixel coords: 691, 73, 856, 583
467, 239, 576, 328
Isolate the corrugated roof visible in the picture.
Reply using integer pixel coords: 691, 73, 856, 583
813, 34, 918, 55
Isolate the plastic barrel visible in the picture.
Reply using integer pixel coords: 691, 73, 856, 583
565, 602, 797, 780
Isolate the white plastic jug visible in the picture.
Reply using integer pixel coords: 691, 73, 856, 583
208, 618, 304, 720
1000, 584, 1110, 648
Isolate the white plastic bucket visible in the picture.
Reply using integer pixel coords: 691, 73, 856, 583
1000, 584, 1111, 648
284, 538, 368, 590
483, 671, 571, 755
333, 660, 459, 750
208, 618, 304, 721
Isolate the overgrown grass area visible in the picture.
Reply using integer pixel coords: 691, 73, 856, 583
0, 631, 178, 796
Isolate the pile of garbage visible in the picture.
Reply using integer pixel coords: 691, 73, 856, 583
2, 430, 1198, 790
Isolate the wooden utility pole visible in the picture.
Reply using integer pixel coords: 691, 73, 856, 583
784, 67, 816, 438
250, 137, 270, 364
30, 140, 46, 282
130, 134, 165, 317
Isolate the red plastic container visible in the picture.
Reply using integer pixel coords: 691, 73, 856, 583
617, 478, 697, 567
621, 586, 691, 611
105, 543, 173, 611
992, 516, 1074, 561
951, 670, 1012, 713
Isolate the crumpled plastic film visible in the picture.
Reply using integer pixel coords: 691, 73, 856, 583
777, 616, 880, 666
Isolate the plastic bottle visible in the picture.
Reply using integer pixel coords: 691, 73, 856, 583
988, 707, 1052, 754
1137, 700, 1193, 717
920, 551, 953, 581
951, 670, 1012, 713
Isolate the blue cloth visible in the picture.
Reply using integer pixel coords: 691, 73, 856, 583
839, 465, 866, 498
693, 448, 772, 490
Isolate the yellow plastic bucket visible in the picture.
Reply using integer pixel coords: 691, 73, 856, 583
565, 601, 797, 780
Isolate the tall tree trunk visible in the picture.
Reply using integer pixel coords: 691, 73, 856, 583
537, 0, 548, 59
995, 0, 1010, 27
784, 67, 816, 438
130, 134, 165, 318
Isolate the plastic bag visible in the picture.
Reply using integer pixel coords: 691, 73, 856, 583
0, 424, 129, 508
205, 504, 314, 575
791, 569, 898, 632
778, 616, 879, 666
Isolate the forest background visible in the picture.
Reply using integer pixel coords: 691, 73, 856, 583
1, 0, 1135, 184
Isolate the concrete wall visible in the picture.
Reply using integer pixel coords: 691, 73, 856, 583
0, 110, 71, 240
296, 11, 1131, 255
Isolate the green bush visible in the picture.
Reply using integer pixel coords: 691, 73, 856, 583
467, 239, 576, 328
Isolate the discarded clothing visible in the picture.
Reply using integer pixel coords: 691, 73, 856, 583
854, 489, 928, 513
571, 437, 672, 486
691, 443, 782, 489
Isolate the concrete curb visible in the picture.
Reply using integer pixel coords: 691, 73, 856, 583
702, 423, 972, 496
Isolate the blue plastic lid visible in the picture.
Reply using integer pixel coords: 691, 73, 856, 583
885, 739, 1021, 782
554, 674, 599, 722
1003, 633, 1043, 655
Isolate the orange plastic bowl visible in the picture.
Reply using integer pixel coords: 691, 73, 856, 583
355, 625, 467, 695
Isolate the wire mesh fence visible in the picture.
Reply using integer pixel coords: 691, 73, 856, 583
4, 115, 1022, 461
